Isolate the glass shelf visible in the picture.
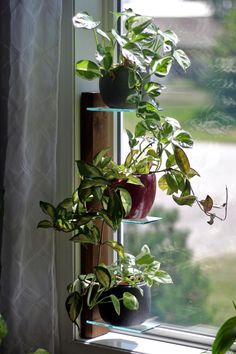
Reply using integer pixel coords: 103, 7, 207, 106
122, 216, 162, 224
86, 317, 160, 334
86, 107, 136, 112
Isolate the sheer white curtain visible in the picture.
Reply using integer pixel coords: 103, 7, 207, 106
0, 1, 62, 353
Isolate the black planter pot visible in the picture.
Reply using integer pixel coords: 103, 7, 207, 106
98, 283, 151, 327
99, 66, 136, 109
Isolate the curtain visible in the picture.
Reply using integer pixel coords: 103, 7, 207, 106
0, 0, 62, 353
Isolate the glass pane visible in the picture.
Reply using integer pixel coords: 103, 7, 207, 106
121, 0, 236, 335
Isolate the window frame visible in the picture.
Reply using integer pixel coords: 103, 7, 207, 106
56, 0, 236, 352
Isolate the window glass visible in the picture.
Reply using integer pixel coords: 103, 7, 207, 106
121, 0, 236, 334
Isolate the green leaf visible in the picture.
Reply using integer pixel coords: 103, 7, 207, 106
181, 179, 191, 197
111, 29, 127, 47
29, 350, 50, 354
39, 201, 55, 218
119, 188, 132, 216
165, 117, 181, 130
173, 130, 193, 148
123, 292, 139, 311
72, 12, 100, 29
102, 52, 113, 71
172, 194, 197, 206
110, 294, 120, 315
96, 28, 111, 41
188, 167, 200, 178
166, 154, 176, 168
153, 270, 173, 284
126, 130, 138, 148
137, 101, 159, 118
151, 56, 173, 77
65, 291, 83, 323
76, 60, 101, 80
79, 177, 107, 189
70, 233, 95, 244
87, 282, 100, 307
135, 121, 147, 137
99, 211, 114, 229
76, 160, 103, 178
126, 175, 143, 186
128, 68, 141, 89
135, 244, 154, 265
158, 175, 168, 191
57, 198, 73, 209
93, 147, 111, 166
75, 215, 94, 227
124, 150, 139, 167
159, 29, 179, 46
121, 47, 144, 67
173, 49, 191, 71
94, 265, 112, 288
106, 192, 124, 229
174, 145, 190, 175
144, 82, 163, 98
165, 173, 179, 194
173, 171, 186, 191
37, 220, 53, 228
104, 240, 124, 258
212, 316, 236, 354
71, 224, 100, 244
126, 15, 152, 34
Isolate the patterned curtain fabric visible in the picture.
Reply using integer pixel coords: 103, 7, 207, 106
0, 1, 62, 352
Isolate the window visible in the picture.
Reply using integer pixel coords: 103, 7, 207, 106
59, 1, 236, 352
121, 0, 236, 345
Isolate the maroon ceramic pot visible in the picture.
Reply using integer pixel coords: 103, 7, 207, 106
124, 173, 156, 219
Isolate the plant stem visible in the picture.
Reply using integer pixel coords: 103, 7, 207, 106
191, 185, 228, 224
127, 141, 154, 169
97, 220, 105, 265
93, 28, 99, 47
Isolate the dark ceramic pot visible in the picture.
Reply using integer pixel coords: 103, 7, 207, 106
99, 66, 136, 108
125, 173, 156, 219
98, 283, 151, 326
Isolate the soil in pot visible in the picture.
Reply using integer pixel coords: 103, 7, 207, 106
99, 66, 136, 109
125, 173, 156, 219
98, 283, 151, 327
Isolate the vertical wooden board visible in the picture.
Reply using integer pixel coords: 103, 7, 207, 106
80, 92, 113, 338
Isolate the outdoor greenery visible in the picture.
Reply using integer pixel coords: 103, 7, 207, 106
193, 1, 236, 131
124, 207, 212, 325
201, 255, 236, 326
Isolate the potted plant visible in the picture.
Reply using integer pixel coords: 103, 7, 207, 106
73, 9, 227, 224
95, 119, 227, 224
72, 9, 190, 108
37, 131, 227, 328
37, 151, 173, 328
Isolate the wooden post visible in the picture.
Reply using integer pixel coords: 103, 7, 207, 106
80, 92, 113, 338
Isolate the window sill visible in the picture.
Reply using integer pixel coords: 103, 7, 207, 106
86, 332, 206, 354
